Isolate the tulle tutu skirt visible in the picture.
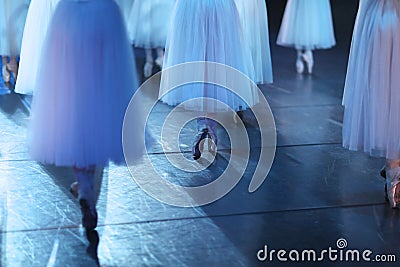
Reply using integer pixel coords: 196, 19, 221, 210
276, 0, 336, 50
127, 0, 175, 48
343, 0, 400, 160
159, 0, 257, 112
15, 0, 60, 95
0, 0, 30, 55
29, 0, 141, 167
234, 0, 273, 84
114, 0, 134, 26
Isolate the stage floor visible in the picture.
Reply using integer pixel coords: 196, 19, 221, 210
1, 1, 399, 266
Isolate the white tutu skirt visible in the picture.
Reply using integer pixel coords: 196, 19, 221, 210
0, 0, 30, 55
234, 0, 273, 84
343, 0, 400, 160
114, 0, 134, 26
159, 0, 257, 112
15, 0, 60, 95
276, 0, 336, 50
128, 0, 175, 48
29, 0, 141, 168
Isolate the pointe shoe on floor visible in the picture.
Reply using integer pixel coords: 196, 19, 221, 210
385, 180, 400, 208
144, 62, 153, 78
155, 56, 163, 68
7, 62, 18, 81
296, 58, 304, 74
2, 65, 10, 83
70, 182, 78, 198
302, 50, 314, 74
192, 128, 209, 160
385, 169, 400, 208
207, 127, 218, 156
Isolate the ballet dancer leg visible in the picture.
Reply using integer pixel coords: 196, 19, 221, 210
302, 49, 314, 74
296, 49, 304, 74
74, 165, 98, 230
193, 117, 218, 160
7, 56, 18, 81
385, 159, 400, 208
2, 56, 10, 83
155, 47, 164, 69
144, 48, 154, 78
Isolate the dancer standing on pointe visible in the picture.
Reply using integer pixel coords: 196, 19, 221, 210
0, 0, 29, 86
234, 0, 273, 84
342, 0, 400, 208
29, 0, 142, 230
276, 0, 336, 74
159, 0, 257, 160
128, 0, 175, 78
15, 0, 60, 95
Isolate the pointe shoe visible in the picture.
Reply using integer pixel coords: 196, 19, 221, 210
79, 198, 98, 231
2, 65, 10, 83
233, 106, 244, 124
385, 180, 400, 208
144, 62, 153, 78
302, 50, 314, 74
70, 182, 78, 198
155, 56, 163, 68
296, 58, 304, 74
207, 127, 218, 156
385, 170, 400, 208
7, 62, 18, 81
193, 128, 209, 160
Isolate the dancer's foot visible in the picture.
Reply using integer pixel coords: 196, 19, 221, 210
144, 62, 153, 78
193, 128, 209, 160
302, 50, 314, 74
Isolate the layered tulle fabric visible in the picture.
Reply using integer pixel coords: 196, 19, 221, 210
277, 0, 336, 50
15, 0, 60, 95
114, 0, 134, 26
127, 0, 175, 48
159, 0, 257, 112
343, 0, 400, 160
29, 0, 141, 167
0, 0, 30, 55
234, 0, 273, 84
